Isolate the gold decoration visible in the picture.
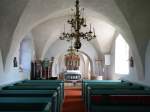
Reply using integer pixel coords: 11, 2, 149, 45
59, 0, 96, 50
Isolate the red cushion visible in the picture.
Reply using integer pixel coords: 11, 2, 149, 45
91, 95, 102, 104
140, 96, 150, 104
110, 95, 150, 105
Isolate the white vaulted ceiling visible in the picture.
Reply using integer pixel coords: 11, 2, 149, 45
31, 15, 116, 58
11, 0, 126, 60
0, 0, 150, 79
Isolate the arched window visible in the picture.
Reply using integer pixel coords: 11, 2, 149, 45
115, 34, 129, 75
19, 38, 32, 72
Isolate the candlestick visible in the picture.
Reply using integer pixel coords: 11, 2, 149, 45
64, 24, 66, 33
84, 18, 86, 25
93, 28, 95, 35
90, 24, 91, 31
82, 8, 84, 18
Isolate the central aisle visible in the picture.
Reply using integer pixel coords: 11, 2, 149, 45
61, 87, 87, 112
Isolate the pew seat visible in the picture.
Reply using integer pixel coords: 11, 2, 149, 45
88, 90, 150, 112
0, 97, 52, 111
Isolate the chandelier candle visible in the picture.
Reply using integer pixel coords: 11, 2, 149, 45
59, 0, 96, 50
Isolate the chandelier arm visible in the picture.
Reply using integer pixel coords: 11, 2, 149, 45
59, 0, 96, 50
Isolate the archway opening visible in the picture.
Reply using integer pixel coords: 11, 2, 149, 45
52, 51, 92, 80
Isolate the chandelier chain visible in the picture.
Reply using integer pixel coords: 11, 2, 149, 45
59, 0, 96, 50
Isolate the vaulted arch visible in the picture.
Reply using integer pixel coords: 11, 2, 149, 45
2, 0, 145, 84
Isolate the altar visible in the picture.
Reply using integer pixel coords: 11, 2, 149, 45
64, 70, 81, 80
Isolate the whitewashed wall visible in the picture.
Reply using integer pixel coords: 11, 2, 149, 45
115, 39, 150, 86
44, 39, 98, 77
144, 40, 150, 85
109, 35, 150, 86
0, 49, 4, 84
0, 0, 146, 86
0, 33, 34, 86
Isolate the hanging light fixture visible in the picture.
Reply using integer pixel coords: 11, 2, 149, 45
59, 0, 96, 50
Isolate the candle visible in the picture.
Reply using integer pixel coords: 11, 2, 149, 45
82, 8, 84, 18
93, 28, 95, 35
71, 26, 72, 33
90, 24, 91, 31
64, 24, 65, 32
84, 18, 86, 25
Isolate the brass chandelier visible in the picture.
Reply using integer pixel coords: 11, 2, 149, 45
59, 0, 96, 50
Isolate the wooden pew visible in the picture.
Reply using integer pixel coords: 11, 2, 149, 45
0, 89, 56, 97
0, 90, 58, 112
85, 84, 144, 107
2, 85, 61, 112
22, 80, 64, 83
82, 80, 122, 99
19, 80, 64, 100
0, 97, 52, 111
83, 82, 128, 102
0, 111, 48, 112
15, 82, 64, 101
10, 84, 62, 104
87, 87, 150, 112
0, 80, 64, 112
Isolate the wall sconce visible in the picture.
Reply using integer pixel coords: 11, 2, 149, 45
129, 56, 134, 67
13, 57, 18, 67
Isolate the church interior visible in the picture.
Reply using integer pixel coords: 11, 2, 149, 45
0, 0, 150, 112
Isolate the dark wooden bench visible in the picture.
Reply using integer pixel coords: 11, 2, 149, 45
0, 90, 58, 112
15, 82, 64, 100
0, 97, 52, 111
18, 80, 64, 100
88, 89, 150, 112
84, 83, 144, 104
82, 80, 122, 99
2, 85, 61, 112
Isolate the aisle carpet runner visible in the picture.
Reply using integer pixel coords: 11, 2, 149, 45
61, 88, 87, 112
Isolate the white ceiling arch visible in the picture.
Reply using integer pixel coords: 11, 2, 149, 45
31, 11, 116, 59
8, 0, 121, 60
6, 0, 143, 80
